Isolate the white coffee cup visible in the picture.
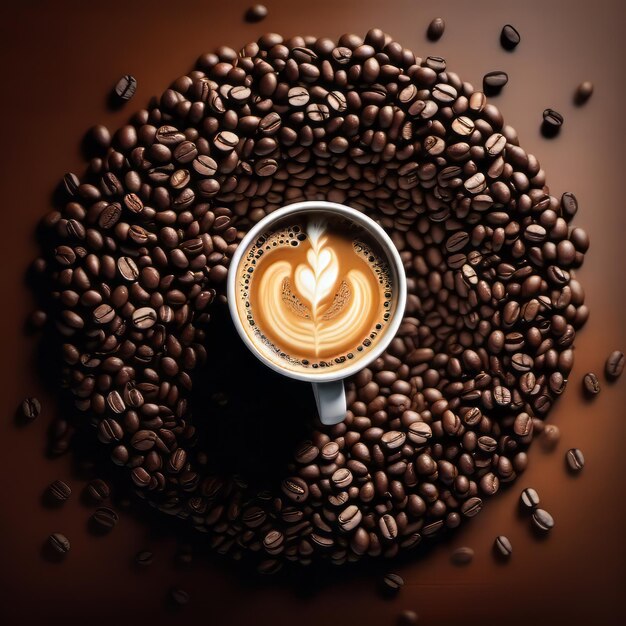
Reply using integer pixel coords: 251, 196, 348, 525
227, 201, 407, 425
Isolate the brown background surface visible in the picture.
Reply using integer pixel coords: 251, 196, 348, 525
1, 1, 625, 624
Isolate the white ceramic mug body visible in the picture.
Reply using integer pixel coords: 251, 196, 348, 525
227, 201, 407, 423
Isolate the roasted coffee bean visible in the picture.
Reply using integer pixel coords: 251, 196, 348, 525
380, 514, 398, 539
566, 448, 585, 472
254, 158, 278, 176
38, 304, 58, 328
583, 372, 600, 396
135, 550, 153, 566
259, 112, 281, 134
407, 422, 432, 446
107, 391, 125, 414
541, 425, 560, 451
381, 430, 406, 450
63, 172, 80, 196
381, 572, 404, 594
520, 487, 540, 511
397, 610, 419, 626
113, 75, 137, 102
193, 155, 218, 176
281, 477, 308, 503
170, 587, 190, 606
483, 71, 508, 93
500, 24, 521, 49
461, 497, 482, 517
494, 535, 512, 558
574, 81, 593, 105
480, 472, 500, 496
338, 505, 362, 531
47, 533, 70, 555
47, 480, 71, 503
542, 108, 564, 136
561, 192, 578, 220
118, 256, 139, 281
88, 124, 111, 151
493, 386, 511, 406
331, 468, 353, 488
532, 508, 554, 532
93, 303, 115, 324
288, 86, 310, 107
21, 397, 41, 420
86, 478, 110, 503
213, 130, 239, 152
451, 546, 474, 565
91, 506, 119, 532
427, 17, 445, 41
245, 4, 268, 22
605, 350, 624, 380
294, 441, 319, 464
132, 307, 157, 329
98, 202, 121, 229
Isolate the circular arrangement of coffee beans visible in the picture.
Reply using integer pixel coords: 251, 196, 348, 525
32, 29, 588, 571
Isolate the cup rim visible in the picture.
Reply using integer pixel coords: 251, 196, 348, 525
226, 200, 408, 383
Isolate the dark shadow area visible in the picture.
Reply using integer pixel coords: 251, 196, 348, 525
189, 301, 315, 485
106, 89, 126, 112
483, 84, 505, 97
540, 121, 561, 139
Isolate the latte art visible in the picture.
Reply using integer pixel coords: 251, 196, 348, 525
235, 213, 396, 374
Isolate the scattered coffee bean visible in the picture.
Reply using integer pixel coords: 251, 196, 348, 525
583, 372, 601, 396
520, 487, 540, 511
540, 424, 561, 451
86, 478, 110, 503
451, 546, 474, 565
500, 24, 521, 50
63, 172, 80, 196
29, 310, 47, 329
566, 448, 585, 472
135, 550, 154, 566
397, 610, 419, 626
113, 75, 137, 102
561, 191, 578, 220
574, 81, 593, 105
427, 18, 445, 41
245, 4, 268, 22
47, 480, 71, 503
87, 124, 111, 151
170, 587, 190, 606
91, 506, 119, 532
132, 306, 157, 329
461, 497, 483, 517
494, 535, 512, 558
48, 533, 70, 555
21, 397, 41, 420
483, 71, 508, 94
381, 572, 404, 594
605, 350, 624, 380
541, 109, 564, 137
532, 508, 554, 532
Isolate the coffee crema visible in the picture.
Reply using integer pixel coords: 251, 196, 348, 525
234, 212, 396, 373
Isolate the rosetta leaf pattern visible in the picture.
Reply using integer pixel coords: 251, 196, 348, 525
294, 221, 339, 322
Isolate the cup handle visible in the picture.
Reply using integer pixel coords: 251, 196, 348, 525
311, 381, 346, 425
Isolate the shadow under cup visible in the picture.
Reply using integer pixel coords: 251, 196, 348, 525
227, 201, 408, 424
